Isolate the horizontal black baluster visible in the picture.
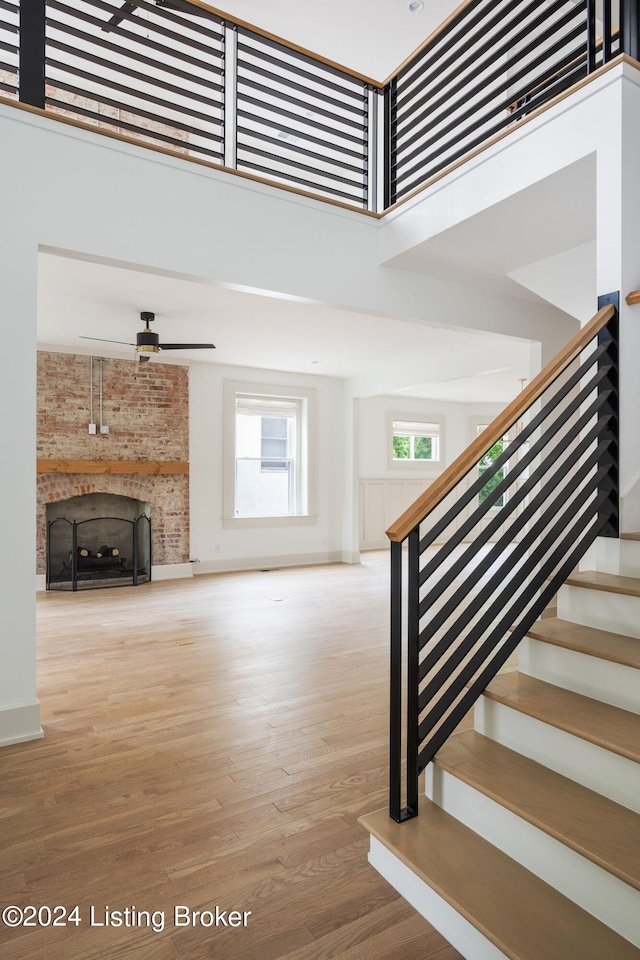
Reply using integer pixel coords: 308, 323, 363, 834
45, 19, 223, 85
417, 510, 610, 768
45, 65, 221, 125
396, 0, 581, 146
396, 27, 587, 191
396, 10, 585, 176
418, 466, 610, 698
418, 360, 612, 557
417, 439, 611, 657
417, 489, 610, 746
46, 39, 223, 105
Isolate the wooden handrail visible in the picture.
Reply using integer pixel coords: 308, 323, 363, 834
626, 290, 640, 305
386, 303, 615, 542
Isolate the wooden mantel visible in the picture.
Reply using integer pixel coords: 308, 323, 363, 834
37, 460, 189, 475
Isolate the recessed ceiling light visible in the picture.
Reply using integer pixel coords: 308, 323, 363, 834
408, 0, 424, 10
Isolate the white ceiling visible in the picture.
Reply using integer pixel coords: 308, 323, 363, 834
386, 157, 597, 300
210, 0, 463, 80
37, 252, 532, 402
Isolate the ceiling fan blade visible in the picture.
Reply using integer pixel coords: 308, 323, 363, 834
159, 343, 216, 350
80, 336, 136, 346
104, 0, 212, 31
103, 0, 137, 32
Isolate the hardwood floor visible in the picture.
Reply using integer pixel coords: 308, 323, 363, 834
3, 553, 466, 960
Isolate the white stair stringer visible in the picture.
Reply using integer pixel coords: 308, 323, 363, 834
425, 764, 640, 946
474, 694, 640, 813
519, 636, 640, 713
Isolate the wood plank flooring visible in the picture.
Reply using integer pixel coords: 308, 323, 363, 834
2, 553, 466, 960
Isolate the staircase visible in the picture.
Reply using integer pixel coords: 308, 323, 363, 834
360, 533, 640, 959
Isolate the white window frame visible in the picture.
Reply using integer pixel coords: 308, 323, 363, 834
223, 380, 317, 528
387, 413, 443, 472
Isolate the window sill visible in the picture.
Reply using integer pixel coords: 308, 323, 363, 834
222, 515, 318, 529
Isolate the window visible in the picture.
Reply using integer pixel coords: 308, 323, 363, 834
392, 419, 441, 463
260, 416, 289, 471
476, 424, 508, 507
235, 396, 298, 516
224, 381, 316, 525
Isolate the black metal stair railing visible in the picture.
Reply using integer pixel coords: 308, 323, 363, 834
388, 298, 619, 823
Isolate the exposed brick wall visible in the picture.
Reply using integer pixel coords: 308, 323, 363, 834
37, 352, 189, 574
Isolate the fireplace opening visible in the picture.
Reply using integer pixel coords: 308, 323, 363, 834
46, 493, 151, 591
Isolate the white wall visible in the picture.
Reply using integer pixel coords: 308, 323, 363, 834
0, 236, 41, 746
189, 362, 347, 571
358, 394, 503, 548
359, 395, 504, 479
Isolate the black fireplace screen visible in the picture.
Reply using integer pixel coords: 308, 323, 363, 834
46, 514, 151, 590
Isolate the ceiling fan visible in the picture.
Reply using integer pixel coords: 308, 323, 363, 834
80, 311, 216, 362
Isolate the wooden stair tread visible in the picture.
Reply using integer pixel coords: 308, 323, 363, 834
484, 673, 640, 762
525, 617, 640, 668
360, 799, 640, 960
563, 570, 640, 597
435, 731, 640, 890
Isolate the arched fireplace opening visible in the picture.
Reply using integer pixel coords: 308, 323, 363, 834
46, 493, 151, 590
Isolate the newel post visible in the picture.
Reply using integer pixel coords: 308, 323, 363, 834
621, 0, 640, 61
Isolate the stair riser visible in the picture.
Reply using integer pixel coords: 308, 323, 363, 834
475, 696, 640, 813
595, 537, 640, 577
368, 837, 510, 960
557, 585, 640, 639
519, 637, 640, 713
426, 767, 640, 946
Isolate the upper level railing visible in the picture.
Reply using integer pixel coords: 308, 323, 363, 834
2, 0, 638, 213
387, 297, 619, 822
385, 0, 621, 206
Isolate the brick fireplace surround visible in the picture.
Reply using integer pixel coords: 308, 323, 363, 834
37, 352, 190, 578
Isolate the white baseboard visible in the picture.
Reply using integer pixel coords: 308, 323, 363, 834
151, 563, 194, 581
340, 550, 361, 564
36, 574, 46, 592
0, 701, 43, 748
194, 551, 344, 575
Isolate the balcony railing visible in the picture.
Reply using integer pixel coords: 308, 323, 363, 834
2, 0, 638, 210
